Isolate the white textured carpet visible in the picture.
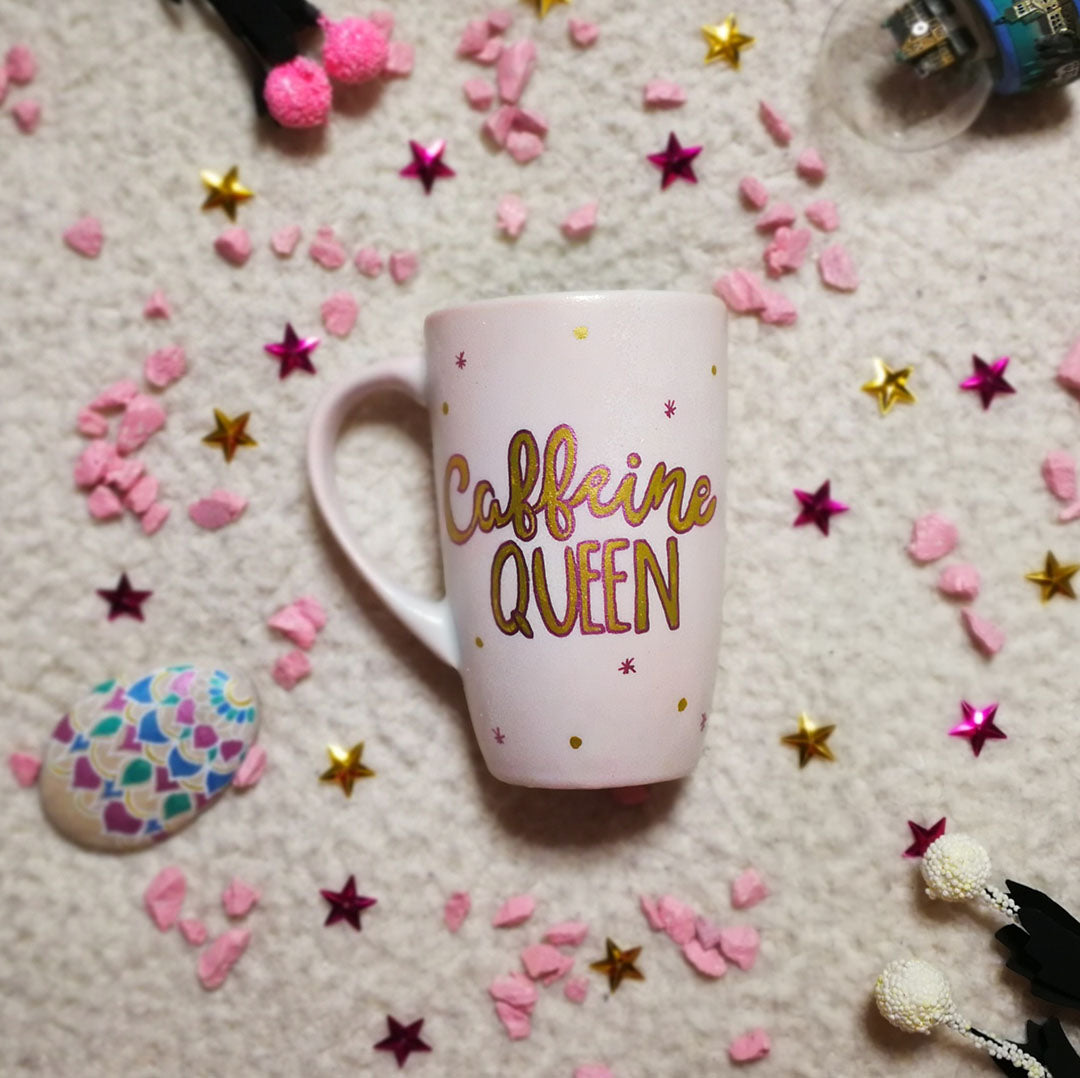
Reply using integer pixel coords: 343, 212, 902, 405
2, 1, 1080, 1075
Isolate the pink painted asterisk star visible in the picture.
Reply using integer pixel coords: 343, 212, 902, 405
792, 480, 849, 535
455, 351, 466, 369
950, 700, 1007, 757
647, 132, 702, 190
959, 355, 1015, 409
265, 323, 318, 379
904, 817, 947, 858
492, 726, 506, 744
400, 139, 455, 194
374, 1016, 432, 1067
619, 658, 636, 674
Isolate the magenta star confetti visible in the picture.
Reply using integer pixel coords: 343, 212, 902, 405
959, 355, 1015, 410
97, 573, 152, 621
455, 351, 467, 369
320, 874, 377, 930
949, 700, 1007, 757
619, 658, 636, 674
492, 726, 506, 744
265, 323, 318, 379
647, 132, 702, 190
400, 139, 455, 194
793, 480, 849, 535
374, 1016, 431, 1068
904, 817, 947, 858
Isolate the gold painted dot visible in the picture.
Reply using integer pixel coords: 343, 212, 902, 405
573, 326, 589, 340
569, 736, 582, 749
474, 636, 483, 648
441, 401, 449, 415
711, 365, 717, 375
677, 698, 688, 712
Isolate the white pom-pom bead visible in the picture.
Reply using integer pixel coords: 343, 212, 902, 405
921, 833, 991, 902
874, 959, 955, 1034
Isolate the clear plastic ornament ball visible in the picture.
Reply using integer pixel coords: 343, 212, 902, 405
815, 0, 993, 151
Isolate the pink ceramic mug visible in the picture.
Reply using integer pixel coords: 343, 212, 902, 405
308, 290, 728, 788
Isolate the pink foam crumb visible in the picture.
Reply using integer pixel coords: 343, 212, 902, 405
805, 199, 840, 232
796, 147, 827, 183
484, 104, 518, 146
271, 649, 312, 690
611, 784, 652, 806
117, 396, 167, 454
713, 269, 767, 315
444, 890, 472, 932
189, 489, 247, 530
125, 474, 160, 515
506, 129, 545, 163
354, 246, 383, 277
695, 916, 724, 951
293, 596, 327, 631
818, 243, 859, 292
1043, 450, 1077, 502
521, 943, 574, 983
197, 928, 251, 990
140, 503, 170, 536
464, 77, 496, 110
683, 938, 728, 978
1056, 337, 1080, 394
74, 441, 117, 489
574, 1067, 614, 1078
492, 893, 535, 927
640, 894, 665, 931
658, 894, 697, 945
383, 41, 414, 77
907, 513, 958, 564
494, 1000, 532, 1040
764, 226, 812, 277
76, 408, 109, 439
475, 36, 504, 64
732, 868, 769, 909
489, 971, 538, 1011
544, 920, 588, 947
178, 918, 208, 946
497, 39, 536, 104
729, 1028, 771, 1063
568, 18, 599, 47
497, 194, 528, 238
309, 226, 346, 270
756, 202, 797, 233
268, 604, 318, 650
233, 744, 267, 789
1060, 501, 1080, 523
938, 563, 980, 600
719, 925, 760, 971
458, 19, 490, 57
8, 751, 41, 787
222, 877, 260, 918
321, 292, 359, 338
488, 9, 514, 33
561, 202, 598, 240
143, 290, 171, 319
738, 176, 769, 210
369, 9, 394, 35
87, 485, 124, 521
104, 455, 145, 493
144, 345, 187, 390
144, 866, 187, 931
90, 379, 138, 412
271, 225, 302, 257
961, 608, 1005, 657
564, 976, 590, 1003
6, 44, 36, 85
389, 250, 419, 284
13, 100, 41, 134
644, 78, 686, 108
64, 216, 104, 259
759, 100, 792, 145
214, 227, 252, 267
759, 288, 797, 326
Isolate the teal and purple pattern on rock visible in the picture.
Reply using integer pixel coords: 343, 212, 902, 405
38, 664, 260, 851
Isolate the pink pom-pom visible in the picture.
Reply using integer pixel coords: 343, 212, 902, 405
321, 17, 388, 84
264, 57, 332, 129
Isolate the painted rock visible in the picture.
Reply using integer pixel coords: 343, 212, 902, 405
39, 663, 259, 851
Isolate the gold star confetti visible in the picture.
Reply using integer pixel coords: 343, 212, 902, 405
861, 358, 916, 415
320, 743, 376, 797
1025, 551, 1080, 602
590, 938, 644, 992
781, 712, 836, 768
202, 409, 257, 463
200, 166, 253, 221
702, 15, 754, 68
529, 0, 570, 15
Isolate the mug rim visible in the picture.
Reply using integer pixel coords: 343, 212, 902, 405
425, 289, 724, 330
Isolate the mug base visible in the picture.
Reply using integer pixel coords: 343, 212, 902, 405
484, 761, 695, 790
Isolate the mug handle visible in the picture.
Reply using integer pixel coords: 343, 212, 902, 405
307, 356, 461, 670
